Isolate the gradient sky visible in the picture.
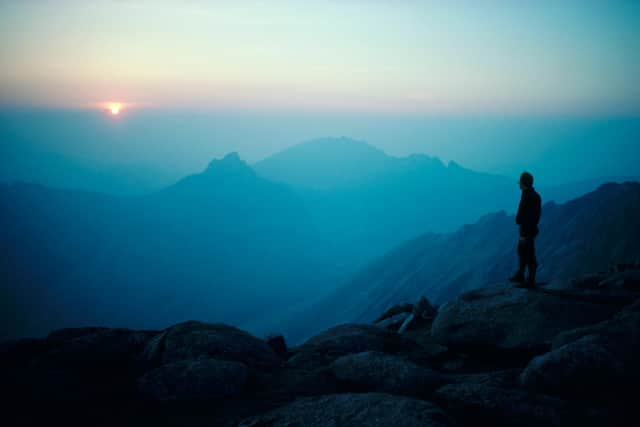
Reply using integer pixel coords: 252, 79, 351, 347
1, 0, 640, 114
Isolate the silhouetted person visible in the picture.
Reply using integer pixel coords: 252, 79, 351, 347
510, 172, 541, 288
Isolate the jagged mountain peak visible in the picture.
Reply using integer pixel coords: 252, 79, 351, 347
205, 152, 251, 173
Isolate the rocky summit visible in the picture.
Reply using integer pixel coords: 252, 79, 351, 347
3, 266, 639, 426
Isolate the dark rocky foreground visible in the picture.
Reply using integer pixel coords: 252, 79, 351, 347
3, 266, 639, 426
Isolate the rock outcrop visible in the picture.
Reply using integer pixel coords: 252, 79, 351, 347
331, 351, 447, 397
3, 267, 639, 426
238, 393, 452, 427
431, 284, 626, 355
137, 358, 248, 400
520, 299, 640, 397
286, 324, 416, 368
143, 321, 281, 369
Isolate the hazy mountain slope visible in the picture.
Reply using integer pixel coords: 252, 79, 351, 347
296, 182, 640, 338
255, 138, 520, 269
540, 175, 640, 204
254, 137, 394, 190
0, 153, 332, 341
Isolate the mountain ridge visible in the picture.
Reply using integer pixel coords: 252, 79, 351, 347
287, 181, 640, 340
0, 153, 329, 341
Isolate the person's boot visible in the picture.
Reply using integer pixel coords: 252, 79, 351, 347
509, 270, 525, 283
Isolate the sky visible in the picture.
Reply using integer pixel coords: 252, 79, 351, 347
1, 0, 640, 115
1, 1, 639, 193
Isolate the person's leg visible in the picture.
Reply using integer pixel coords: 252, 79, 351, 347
526, 238, 538, 286
519, 240, 528, 274
510, 240, 526, 282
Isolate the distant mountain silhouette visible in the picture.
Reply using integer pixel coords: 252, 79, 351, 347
3, 139, 637, 343
256, 138, 523, 269
255, 138, 638, 278
293, 182, 640, 338
0, 153, 329, 341
255, 137, 401, 190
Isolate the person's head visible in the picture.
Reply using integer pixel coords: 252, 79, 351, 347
519, 172, 534, 190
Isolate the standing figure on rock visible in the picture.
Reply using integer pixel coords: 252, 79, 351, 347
510, 172, 542, 288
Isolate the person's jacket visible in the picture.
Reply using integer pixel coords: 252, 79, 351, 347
516, 187, 542, 238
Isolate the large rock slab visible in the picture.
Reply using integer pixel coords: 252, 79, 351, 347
551, 298, 640, 349
431, 285, 622, 354
286, 324, 416, 369
435, 382, 591, 427
520, 299, 640, 397
143, 321, 281, 369
137, 358, 248, 400
331, 351, 447, 397
238, 393, 452, 427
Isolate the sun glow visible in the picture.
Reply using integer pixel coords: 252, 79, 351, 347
108, 102, 122, 115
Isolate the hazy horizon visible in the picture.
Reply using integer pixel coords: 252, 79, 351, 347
2, 107, 639, 195
3, 1, 639, 194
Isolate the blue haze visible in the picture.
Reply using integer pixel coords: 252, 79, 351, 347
1, 109, 640, 342
2, 109, 639, 194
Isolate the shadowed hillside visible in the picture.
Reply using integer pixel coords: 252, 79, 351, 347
292, 182, 640, 339
2, 142, 637, 344
255, 138, 636, 271
255, 137, 521, 268
0, 153, 332, 341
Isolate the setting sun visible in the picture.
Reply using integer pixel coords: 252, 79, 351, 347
108, 102, 122, 115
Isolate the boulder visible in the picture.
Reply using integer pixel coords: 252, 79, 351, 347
435, 382, 582, 427
451, 369, 521, 389
376, 312, 411, 330
331, 351, 448, 397
570, 273, 608, 289
374, 303, 414, 323
286, 324, 416, 369
266, 334, 288, 358
551, 298, 640, 349
431, 285, 622, 355
142, 321, 281, 369
413, 296, 437, 319
597, 270, 640, 291
520, 300, 640, 397
137, 358, 248, 400
238, 393, 452, 427
392, 297, 437, 333
520, 335, 624, 395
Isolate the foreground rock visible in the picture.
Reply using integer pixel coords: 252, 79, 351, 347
431, 285, 625, 355
137, 358, 248, 400
520, 299, 640, 397
2, 327, 157, 400
143, 321, 281, 369
331, 351, 447, 397
3, 267, 639, 426
375, 297, 437, 333
435, 382, 591, 427
38, 327, 157, 369
238, 393, 452, 427
287, 324, 416, 368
